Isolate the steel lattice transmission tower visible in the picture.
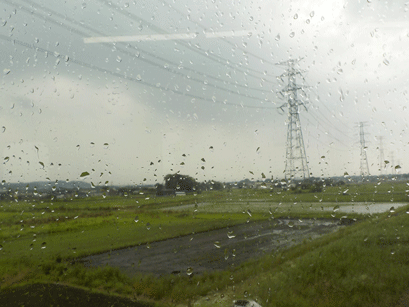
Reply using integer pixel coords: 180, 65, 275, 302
277, 59, 310, 181
359, 122, 370, 177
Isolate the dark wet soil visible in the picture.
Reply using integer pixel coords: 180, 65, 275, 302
0, 283, 153, 307
83, 218, 344, 277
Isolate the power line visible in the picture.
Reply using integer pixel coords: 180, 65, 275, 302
10, 0, 275, 102
96, 0, 276, 83
19, 0, 275, 95
161, 0, 276, 67
0, 34, 276, 110
5, 0, 275, 104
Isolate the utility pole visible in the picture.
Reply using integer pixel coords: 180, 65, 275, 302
359, 122, 370, 177
277, 59, 309, 181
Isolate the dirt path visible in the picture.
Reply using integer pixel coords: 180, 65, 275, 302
83, 218, 344, 277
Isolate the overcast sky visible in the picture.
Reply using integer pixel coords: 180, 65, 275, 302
1, 0, 408, 185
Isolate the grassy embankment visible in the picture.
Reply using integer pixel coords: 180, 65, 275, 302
0, 181, 408, 306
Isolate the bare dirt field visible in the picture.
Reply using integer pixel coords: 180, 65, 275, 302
83, 218, 346, 277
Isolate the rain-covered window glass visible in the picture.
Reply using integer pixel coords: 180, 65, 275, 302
1, 1, 409, 306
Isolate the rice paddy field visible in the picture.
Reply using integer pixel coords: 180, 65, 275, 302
0, 181, 409, 306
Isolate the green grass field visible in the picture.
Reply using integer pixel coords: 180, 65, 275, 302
0, 181, 408, 306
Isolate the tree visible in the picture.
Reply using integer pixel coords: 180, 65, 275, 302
164, 173, 197, 191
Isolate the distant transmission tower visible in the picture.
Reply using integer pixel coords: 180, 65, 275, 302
359, 122, 370, 177
277, 59, 310, 181
377, 136, 384, 175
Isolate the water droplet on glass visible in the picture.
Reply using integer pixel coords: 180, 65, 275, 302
80, 171, 90, 178
310, 11, 315, 18
116, 56, 122, 63
294, 14, 298, 19
2, 126, 5, 133
289, 32, 295, 38
134, 216, 139, 223
3, 68, 11, 75
246, 209, 252, 217
275, 34, 280, 41
214, 241, 221, 248
136, 74, 142, 81
383, 59, 389, 66
227, 231, 236, 239
146, 222, 151, 230
41, 242, 47, 249
389, 207, 395, 213
306, 19, 310, 24
186, 267, 193, 276
288, 221, 294, 228
333, 205, 340, 212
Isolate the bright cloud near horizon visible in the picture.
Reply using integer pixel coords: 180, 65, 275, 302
1, 0, 409, 185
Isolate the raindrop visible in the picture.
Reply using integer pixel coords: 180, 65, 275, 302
310, 11, 315, 18
389, 207, 395, 213
3, 68, 11, 75
333, 205, 340, 212
80, 171, 90, 178
288, 221, 294, 228
134, 216, 139, 223
0, 245, 3, 251
41, 242, 47, 249
227, 231, 236, 239
2, 127, 5, 133
146, 222, 151, 230
124, 2, 129, 8
186, 267, 193, 276
116, 56, 122, 63
306, 19, 310, 24
383, 59, 389, 66
275, 34, 280, 41
214, 241, 221, 248
246, 209, 252, 217
289, 32, 295, 38
293, 14, 298, 19
136, 74, 142, 81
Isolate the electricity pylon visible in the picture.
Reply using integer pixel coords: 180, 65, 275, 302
377, 136, 384, 175
277, 59, 309, 181
359, 122, 370, 177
